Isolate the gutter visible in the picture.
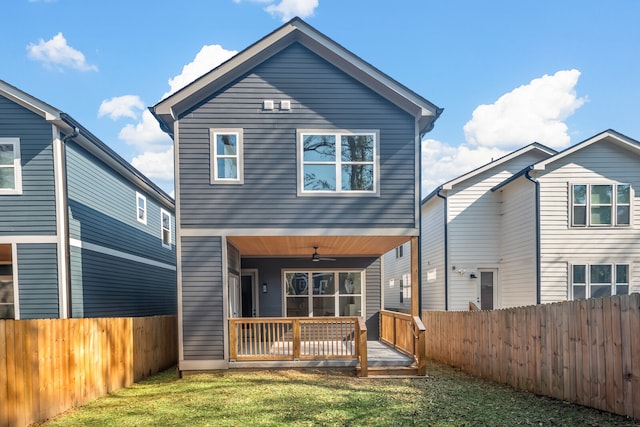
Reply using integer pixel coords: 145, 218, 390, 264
524, 168, 541, 305
435, 187, 448, 310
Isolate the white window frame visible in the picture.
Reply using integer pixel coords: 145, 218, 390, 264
136, 192, 147, 224
297, 130, 379, 196
283, 269, 365, 317
0, 243, 18, 320
160, 209, 172, 249
210, 128, 243, 184
0, 138, 22, 195
570, 183, 631, 227
570, 263, 630, 299
395, 245, 404, 258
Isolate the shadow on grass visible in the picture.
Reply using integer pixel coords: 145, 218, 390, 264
39, 362, 638, 427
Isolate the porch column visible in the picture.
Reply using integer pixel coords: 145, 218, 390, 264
410, 236, 419, 317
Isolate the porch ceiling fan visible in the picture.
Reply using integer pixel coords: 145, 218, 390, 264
311, 246, 336, 262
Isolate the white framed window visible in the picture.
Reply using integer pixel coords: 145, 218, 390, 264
210, 128, 243, 184
161, 209, 172, 248
395, 245, 404, 258
298, 130, 378, 195
571, 263, 629, 300
0, 243, 15, 319
136, 192, 147, 224
0, 138, 22, 195
284, 270, 364, 317
571, 184, 630, 227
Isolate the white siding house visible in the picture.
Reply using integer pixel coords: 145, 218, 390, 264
382, 242, 411, 312
493, 130, 640, 304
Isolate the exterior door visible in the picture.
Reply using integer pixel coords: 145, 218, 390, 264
228, 273, 240, 318
240, 269, 259, 317
478, 269, 497, 310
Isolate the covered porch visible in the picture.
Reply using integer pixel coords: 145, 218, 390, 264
226, 235, 425, 377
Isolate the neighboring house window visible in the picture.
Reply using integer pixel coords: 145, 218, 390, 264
284, 270, 363, 317
161, 209, 172, 248
299, 130, 378, 195
399, 278, 404, 304
571, 184, 630, 227
395, 245, 404, 258
210, 129, 243, 184
0, 138, 22, 194
136, 192, 147, 224
571, 263, 629, 299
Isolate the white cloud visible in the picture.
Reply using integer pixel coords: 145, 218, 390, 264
265, 0, 318, 21
463, 69, 585, 150
119, 109, 172, 151
27, 32, 97, 72
164, 44, 237, 98
98, 95, 144, 120
131, 147, 174, 181
422, 139, 509, 196
423, 69, 586, 197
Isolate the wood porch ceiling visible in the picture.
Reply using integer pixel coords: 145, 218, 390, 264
227, 235, 411, 257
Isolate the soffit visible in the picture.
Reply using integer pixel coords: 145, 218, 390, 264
227, 235, 410, 257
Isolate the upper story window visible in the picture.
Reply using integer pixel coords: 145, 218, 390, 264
161, 209, 172, 248
571, 263, 628, 300
0, 138, 22, 195
136, 192, 147, 224
210, 129, 243, 184
298, 130, 378, 195
571, 184, 630, 227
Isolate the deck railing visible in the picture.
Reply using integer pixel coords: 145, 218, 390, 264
229, 317, 365, 363
380, 310, 426, 375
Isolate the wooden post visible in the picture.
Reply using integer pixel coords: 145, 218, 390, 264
357, 318, 368, 377
410, 236, 419, 317
292, 319, 301, 360
414, 316, 427, 376
228, 319, 238, 361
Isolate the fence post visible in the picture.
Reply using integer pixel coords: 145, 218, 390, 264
357, 317, 368, 377
229, 319, 238, 361
292, 319, 301, 360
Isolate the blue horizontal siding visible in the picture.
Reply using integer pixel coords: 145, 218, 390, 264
65, 141, 175, 265
70, 246, 176, 318
178, 43, 416, 230
181, 236, 224, 360
17, 243, 59, 319
0, 95, 56, 235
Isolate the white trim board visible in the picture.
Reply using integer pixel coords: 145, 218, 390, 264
69, 238, 176, 271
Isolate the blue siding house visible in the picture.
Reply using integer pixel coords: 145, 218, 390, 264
151, 18, 441, 372
0, 80, 176, 319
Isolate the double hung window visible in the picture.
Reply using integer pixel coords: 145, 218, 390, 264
0, 138, 22, 194
571, 184, 630, 227
210, 129, 243, 184
299, 131, 378, 194
571, 263, 629, 299
136, 192, 147, 224
161, 209, 172, 248
285, 270, 363, 317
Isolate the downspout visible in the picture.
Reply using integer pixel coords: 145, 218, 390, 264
524, 168, 541, 305
61, 127, 79, 317
435, 187, 448, 310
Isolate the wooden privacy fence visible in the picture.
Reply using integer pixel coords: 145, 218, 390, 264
0, 315, 177, 427
379, 310, 426, 375
423, 294, 640, 419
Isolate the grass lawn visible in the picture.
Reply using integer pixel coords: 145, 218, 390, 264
39, 361, 637, 427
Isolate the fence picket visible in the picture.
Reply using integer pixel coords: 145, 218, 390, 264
423, 294, 639, 419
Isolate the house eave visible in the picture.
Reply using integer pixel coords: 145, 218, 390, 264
151, 17, 441, 134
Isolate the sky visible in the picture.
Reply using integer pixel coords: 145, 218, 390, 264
1, 0, 639, 196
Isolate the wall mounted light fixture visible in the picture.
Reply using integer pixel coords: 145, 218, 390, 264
470, 273, 477, 279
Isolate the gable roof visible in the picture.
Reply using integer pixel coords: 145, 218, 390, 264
0, 80, 174, 209
151, 17, 442, 137
423, 142, 557, 203
491, 129, 640, 192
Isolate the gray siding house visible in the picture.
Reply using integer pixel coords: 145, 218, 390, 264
0, 80, 176, 319
151, 18, 441, 372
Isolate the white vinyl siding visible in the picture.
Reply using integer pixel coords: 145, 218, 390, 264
496, 177, 537, 308
382, 242, 410, 311
421, 198, 446, 310
538, 140, 640, 303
